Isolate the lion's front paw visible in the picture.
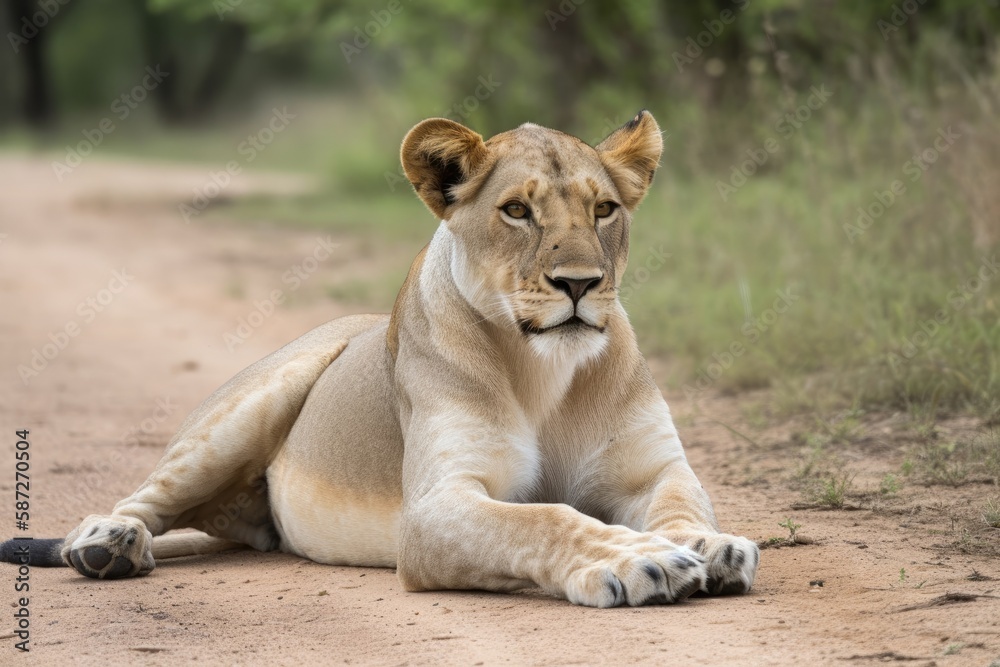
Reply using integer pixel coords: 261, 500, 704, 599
61, 515, 155, 580
680, 532, 759, 595
565, 535, 707, 608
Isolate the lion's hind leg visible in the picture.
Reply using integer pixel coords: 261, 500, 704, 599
61, 336, 350, 579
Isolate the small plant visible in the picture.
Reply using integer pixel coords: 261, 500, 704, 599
898, 567, 908, 583
794, 439, 827, 481
821, 408, 864, 443
808, 473, 854, 508
943, 642, 964, 656
879, 473, 901, 496
912, 419, 938, 442
922, 441, 971, 486
778, 517, 802, 542
956, 528, 981, 552
983, 497, 1000, 528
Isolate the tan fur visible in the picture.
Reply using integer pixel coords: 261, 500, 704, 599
387, 244, 427, 359
58, 112, 759, 604
151, 533, 244, 559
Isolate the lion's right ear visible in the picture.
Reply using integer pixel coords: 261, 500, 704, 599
401, 118, 489, 219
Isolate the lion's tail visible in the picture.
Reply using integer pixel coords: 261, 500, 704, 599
0, 533, 245, 568
0, 538, 64, 567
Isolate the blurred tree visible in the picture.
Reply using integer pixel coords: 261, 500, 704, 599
137, 0, 249, 122
5, 0, 78, 125
3, 0, 998, 128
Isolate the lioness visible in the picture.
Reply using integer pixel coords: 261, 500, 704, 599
1, 111, 758, 607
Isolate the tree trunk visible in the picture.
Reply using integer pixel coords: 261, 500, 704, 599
9, 0, 53, 126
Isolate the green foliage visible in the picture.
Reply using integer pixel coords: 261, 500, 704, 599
8, 1, 1000, 131
982, 497, 1000, 529
879, 474, 901, 496
806, 473, 854, 508
943, 642, 964, 656
778, 517, 801, 541
902, 428, 1000, 486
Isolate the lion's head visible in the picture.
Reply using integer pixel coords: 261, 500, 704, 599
401, 111, 663, 362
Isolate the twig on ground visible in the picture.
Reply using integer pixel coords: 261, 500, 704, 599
893, 591, 1000, 613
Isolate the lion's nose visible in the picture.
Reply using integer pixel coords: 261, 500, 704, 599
546, 273, 603, 304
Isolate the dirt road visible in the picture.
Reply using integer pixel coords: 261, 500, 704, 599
0, 155, 997, 665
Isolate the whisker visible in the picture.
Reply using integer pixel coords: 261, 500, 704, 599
466, 295, 515, 327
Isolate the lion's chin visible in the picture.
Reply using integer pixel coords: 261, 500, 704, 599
525, 323, 609, 366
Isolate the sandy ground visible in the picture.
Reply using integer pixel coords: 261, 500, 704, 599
0, 155, 997, 666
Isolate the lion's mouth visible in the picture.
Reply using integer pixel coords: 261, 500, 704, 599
518, 315, 605, 336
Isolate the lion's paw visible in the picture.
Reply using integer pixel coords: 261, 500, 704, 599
682, 533, 759, 595
61, 515, 155, 580
565, 536, 707, 608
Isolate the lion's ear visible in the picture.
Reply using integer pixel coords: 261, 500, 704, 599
596, 110, 663, 210
401, 118, 489, 219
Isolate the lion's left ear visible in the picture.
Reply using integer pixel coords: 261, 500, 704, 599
596, 110, 663, 210
401, 118, 490, 220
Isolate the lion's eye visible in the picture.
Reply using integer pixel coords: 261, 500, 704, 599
502, 202, 529, 219
595, 201, 618, 218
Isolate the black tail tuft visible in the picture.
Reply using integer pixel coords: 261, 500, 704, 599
0, 538, 66, 567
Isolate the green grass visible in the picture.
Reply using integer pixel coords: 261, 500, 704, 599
231, 191, 431, 242
624, 154, 999, 419
879, 473, 901, 496
983, 497, 1000, 529
805, 473, 854, 508
902, 427, 1000, 487
325, 268, 410, 309
638, 91, 999, 420
0, 94, 403, 176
